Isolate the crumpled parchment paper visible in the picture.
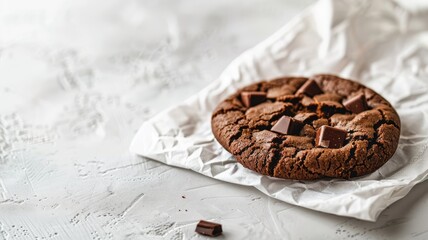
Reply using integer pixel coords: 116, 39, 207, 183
130, 0, 428, 221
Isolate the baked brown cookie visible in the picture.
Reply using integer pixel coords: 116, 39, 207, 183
211, 74, 401, 180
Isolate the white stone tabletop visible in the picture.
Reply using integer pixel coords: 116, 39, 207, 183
1, 0, 428, 239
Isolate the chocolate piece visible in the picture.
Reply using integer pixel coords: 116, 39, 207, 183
195, 220, 222, 237
241, 91, 267, 108
343, 94, 368, 114
316, 125, 347, 148
271, 116, 304, 135
296, 79, 323, 97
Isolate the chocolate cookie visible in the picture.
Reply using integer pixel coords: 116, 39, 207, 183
211, 74, 400, 180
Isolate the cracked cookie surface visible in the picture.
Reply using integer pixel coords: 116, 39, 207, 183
211, 74, 401, 180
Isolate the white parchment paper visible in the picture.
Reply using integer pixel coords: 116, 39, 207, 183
130, 0, 428, 221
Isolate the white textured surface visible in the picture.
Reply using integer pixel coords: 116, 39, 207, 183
1, 0, 428, 239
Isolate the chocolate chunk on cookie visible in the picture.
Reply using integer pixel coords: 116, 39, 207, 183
211, 74, 401, 180
296, 79, 323, 97
241, 91, 267, 107
271, 116, 304, 135
316, 126, 347, 148
343, 93, 369, 113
